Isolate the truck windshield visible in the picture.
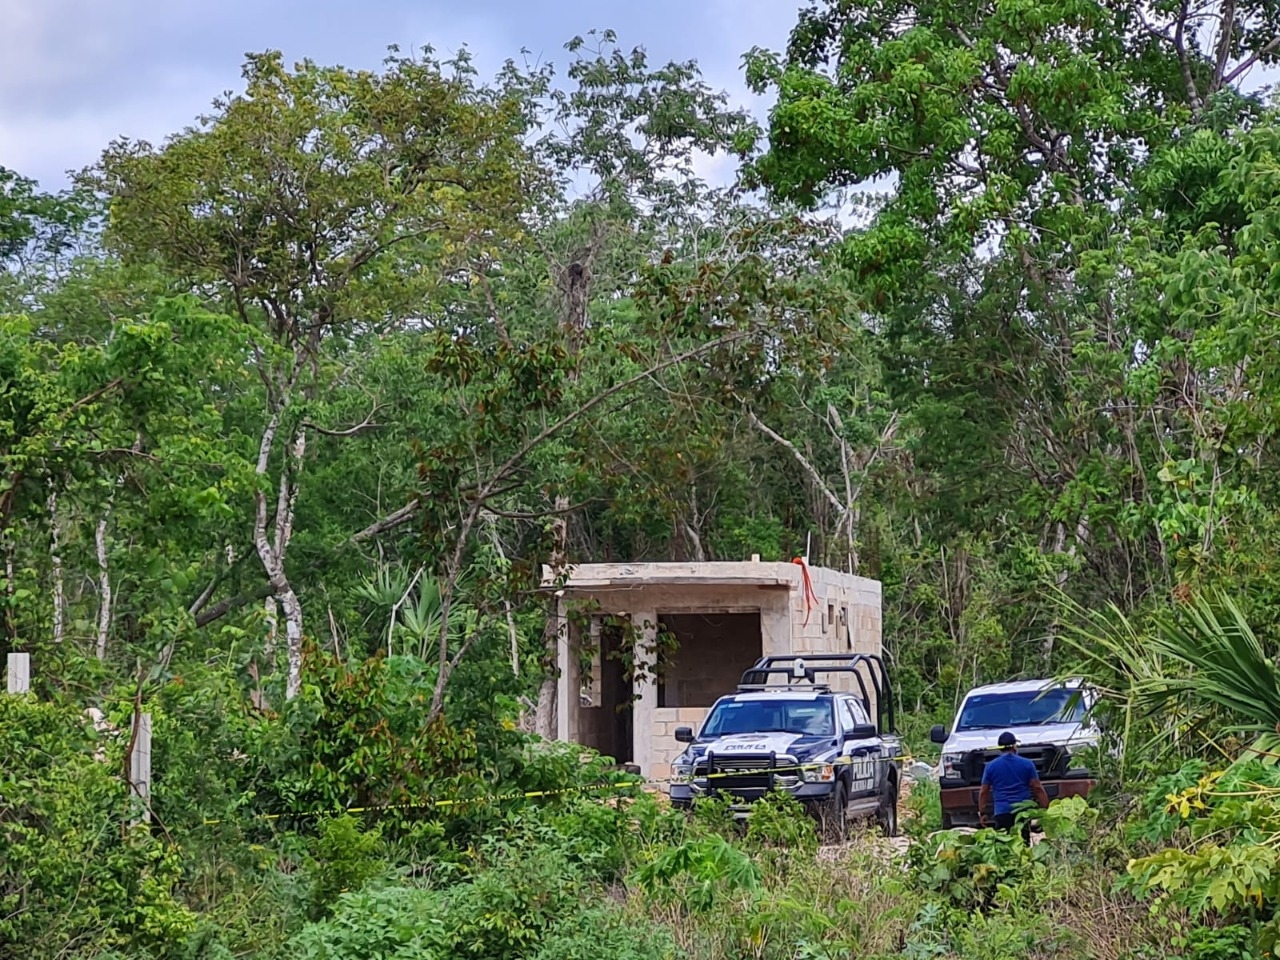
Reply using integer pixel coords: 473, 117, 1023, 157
955, 688, 1086, 731
700, 699, 835, 738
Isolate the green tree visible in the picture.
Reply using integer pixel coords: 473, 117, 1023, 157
742, 0, 1280, 694
92, 49, 542, 698
0, 296, 253, 664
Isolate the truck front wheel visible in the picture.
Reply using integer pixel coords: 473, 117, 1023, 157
820, 781, 848, 843
876, 779, 899, 838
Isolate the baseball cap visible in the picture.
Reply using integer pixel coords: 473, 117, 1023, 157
997, 731, 1018, 748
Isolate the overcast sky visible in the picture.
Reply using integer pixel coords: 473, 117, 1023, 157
5, 2, 1276, 194
0, 0, 803, 190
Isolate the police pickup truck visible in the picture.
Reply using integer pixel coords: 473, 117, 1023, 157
668, 654, 903, 841
930, 678, 1099, 829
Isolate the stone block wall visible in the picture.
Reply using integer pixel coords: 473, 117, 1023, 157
648, 706, 710, 782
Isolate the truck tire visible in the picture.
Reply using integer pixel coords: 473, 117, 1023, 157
821, 780, 848, 843
876, 778, 899, 838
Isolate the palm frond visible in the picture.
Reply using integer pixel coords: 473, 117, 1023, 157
1057, 586, 1280, 764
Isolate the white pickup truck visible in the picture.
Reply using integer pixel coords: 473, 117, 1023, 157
930, 678, 1099, 829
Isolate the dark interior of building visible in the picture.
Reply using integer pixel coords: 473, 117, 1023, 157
578, 619, 633, 764
656, 611, 762, 708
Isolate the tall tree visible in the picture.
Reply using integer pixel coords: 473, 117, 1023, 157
92, 49, 541, 697
725, 0, 1280, 703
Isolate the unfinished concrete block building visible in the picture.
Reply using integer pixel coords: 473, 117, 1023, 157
544, 559, 883, 779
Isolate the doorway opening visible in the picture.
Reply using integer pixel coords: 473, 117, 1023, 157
578, 617, 633, 765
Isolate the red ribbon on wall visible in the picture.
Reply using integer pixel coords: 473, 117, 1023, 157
792, 557, 818, 627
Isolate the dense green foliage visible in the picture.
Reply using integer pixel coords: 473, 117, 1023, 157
8, 2, 1280, 956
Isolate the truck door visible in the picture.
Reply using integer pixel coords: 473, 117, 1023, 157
839, 698, 879, 798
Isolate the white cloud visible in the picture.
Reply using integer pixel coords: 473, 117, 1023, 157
0, 0, 809, 189
0, 0, 196, 116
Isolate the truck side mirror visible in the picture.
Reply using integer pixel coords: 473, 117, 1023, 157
930, 724, 948, 744
845, 723, 877, 741
674, 726, 695, 743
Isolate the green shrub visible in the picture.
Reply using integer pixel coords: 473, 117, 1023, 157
306, 814, 387, 918
531, 906, 677, 960
1182, 922, 1257, 960
287, 885, 449, 960
744, 788, 819, 855
288, 839, 654, 960
907, 825, 1050, 912
903, 777, 942, 838
0, 695, 196, 958
631, 834, 762, 914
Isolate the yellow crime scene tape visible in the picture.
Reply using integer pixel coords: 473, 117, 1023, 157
199, 754, 923, 826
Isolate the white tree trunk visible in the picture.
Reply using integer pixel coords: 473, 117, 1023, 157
281, 586, 304, 700
253, 411, 307, 700
4, 539, 14, 645
263, 596, 279, 661
48, 493, 64, 645
92, 450, 132, 660
506, 602, 519, 677
95, 511, 111, 660
534, 502, 568, 739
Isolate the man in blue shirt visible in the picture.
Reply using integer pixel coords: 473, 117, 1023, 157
978, 732, 1050, 840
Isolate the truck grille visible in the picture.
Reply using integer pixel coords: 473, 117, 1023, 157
696, 754, 799, 793
959, 744, 1070, 784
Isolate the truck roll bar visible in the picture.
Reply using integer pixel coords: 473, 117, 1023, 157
738, 654, 896, 735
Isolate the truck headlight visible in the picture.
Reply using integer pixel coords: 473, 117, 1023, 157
941, 753, 964, 778
801, 763, 835, 783
671, 762, 693, 783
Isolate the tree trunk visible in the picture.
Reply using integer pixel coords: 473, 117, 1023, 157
3, 536, 15, 648
506, 602, 519, 677
49, 493, 64, 645
252, 398, 307, 699
534, 501, 569, 739
96, 511, 111, 660
263, 595, 279, 661
280, 585, 304, 700
253, 594, 279, 709
532, 246, 599, 739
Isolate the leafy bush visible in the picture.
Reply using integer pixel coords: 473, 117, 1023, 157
0, 694, 197, 958
1039, 795, 1099, 843
288, 838, 661, 960
907, 825, 1050, 912
306, 814, 387, 919
631, 834, 762, 914
266, 647, 483, 820
530, 906, 677, 960
287, 885, 449, 960
903, 776, 942, 838
1125, 761, 1280, 954
743, 788, 819, 855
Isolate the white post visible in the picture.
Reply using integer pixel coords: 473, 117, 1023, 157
554, 594, 571, 743
631, 611, 659, 778
129, 712, 152, 823
6, 652, 30, 694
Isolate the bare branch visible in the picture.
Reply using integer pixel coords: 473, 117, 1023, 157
351, 498, 420, 543
194, 583, 274, 628
1223, 36, 1280, 86
474, 269, 513, 347
479, 499, 594, 521
188, 576, 219, 619
302, 403, 386, 438
481, 331, 750, 501
745, 407, 845, 516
